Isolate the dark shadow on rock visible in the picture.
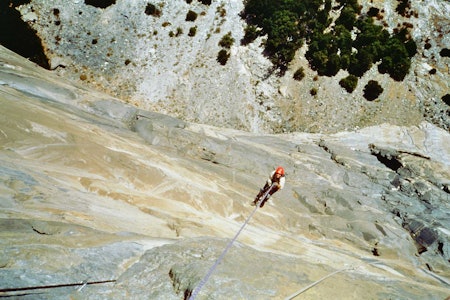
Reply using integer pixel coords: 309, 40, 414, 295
369, 144, 402, 171
0, 1, 50, 69
84, 0, 116, 9
403, 219, 438, 254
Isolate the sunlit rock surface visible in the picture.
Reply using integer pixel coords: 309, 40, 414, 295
0, 46, 449, 299
15, 0, 450, 133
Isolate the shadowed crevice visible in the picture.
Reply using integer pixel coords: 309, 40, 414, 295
0, 1, 50, 69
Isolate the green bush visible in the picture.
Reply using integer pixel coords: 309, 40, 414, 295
186, 10, 197, 21
219, 32, 234, 49
145, 3, 161, 17
217, 49, 230, 65
241, 0, 416, 81
216, 4, 226, 17
378, 37, 411, 81
363, 80, 383, 101
348, 49, 373, 77
339, 74, 358, 93
325, 53, 341, 76
264, 10, 303, 66
336, 0, 360, 12
241, 0, 323, 70
404, 39, 417, 57
367, 7, 380, 17
306, 32, 338, 75
242, 25, 260, 45
335, 6, 357, 30
334, 25, 352, 57
293, 67, 305, 81
175, 27, 183, 37
339, 54, 350, 70
188, 26, 197, 37
396, 0, 410, 16
394, 27, 417, 58
353, 18, 389, 60
307, 49, 328, 75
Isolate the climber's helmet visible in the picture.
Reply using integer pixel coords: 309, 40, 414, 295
275, 166, 285, 176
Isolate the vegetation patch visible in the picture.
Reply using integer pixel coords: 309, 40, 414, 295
219, 32, 234, 49
216, 4, 226, 18
396, 0, 413, 17
241, 0, 417, 91
145, 3, 161, 17
293, 67, 305, 81
217, 49, 230, 65
216, 32, 234, 66
241, 25, 260, 45
198, 0, 212, 5
339, 75, 358, 93
363, 80, 383, 101
186, 10, 198, 22
188, 26, 197, 37
176, 27, 183, 37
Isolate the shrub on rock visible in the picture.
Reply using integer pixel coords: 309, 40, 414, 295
217, 49, 229, 65
363, 80, 383, 101
339, 75, 358, 93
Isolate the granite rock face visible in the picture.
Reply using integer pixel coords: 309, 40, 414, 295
14, 0, 450, 133
0, 46, 449, 299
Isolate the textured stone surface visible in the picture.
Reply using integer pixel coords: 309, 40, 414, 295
0, 46, 449, 299
15, 0, 450, 133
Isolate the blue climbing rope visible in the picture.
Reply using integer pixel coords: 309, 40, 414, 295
188, 185, 275, 300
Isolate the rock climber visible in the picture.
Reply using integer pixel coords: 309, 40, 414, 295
252, 166, 285, 207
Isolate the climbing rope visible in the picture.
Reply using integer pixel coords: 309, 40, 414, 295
284, 267, 352, 300
0, 279, 116, 294
284, 261, 381, 300
188, 185, 275, 300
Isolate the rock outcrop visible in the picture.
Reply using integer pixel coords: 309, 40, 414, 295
13, 0, 450, 133
1, 46, 449, 299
